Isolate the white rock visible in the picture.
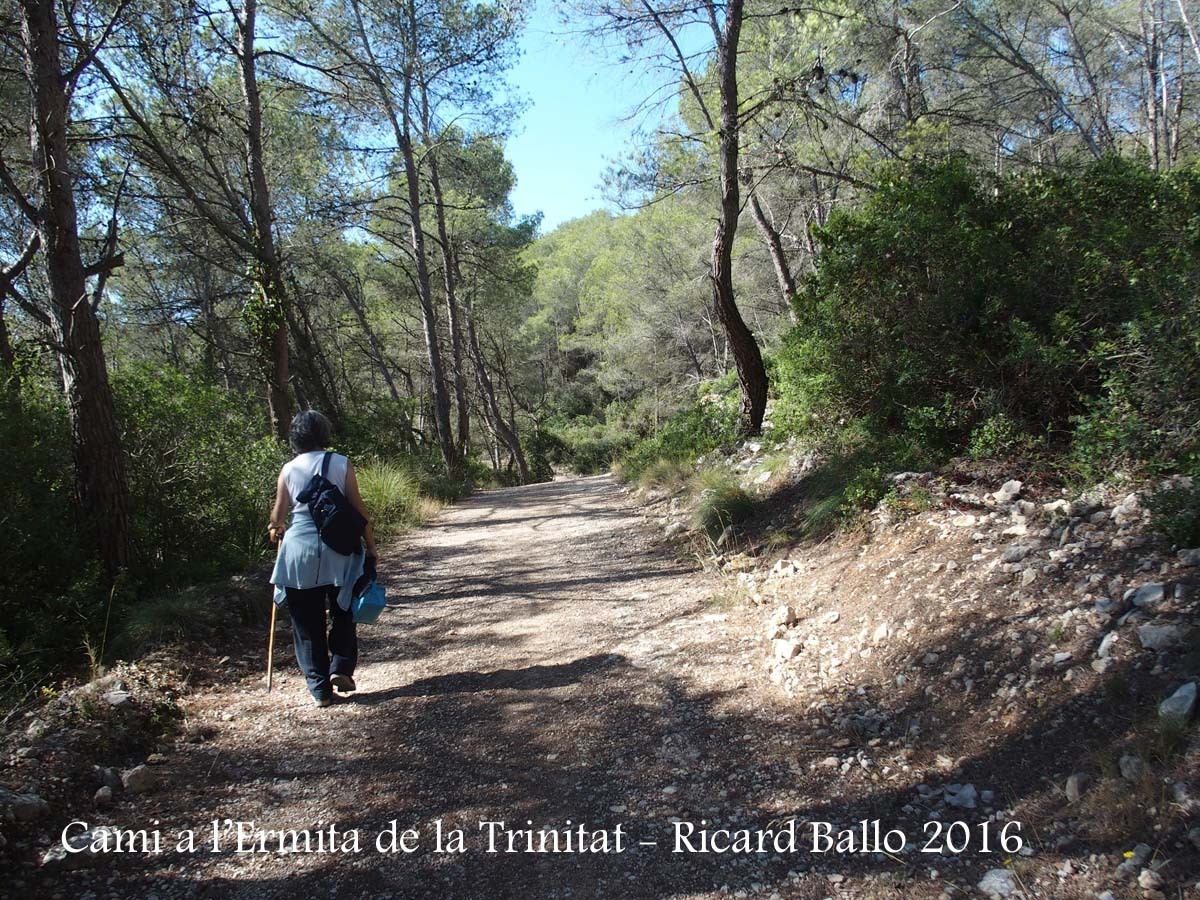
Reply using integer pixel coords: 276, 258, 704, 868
772, 638, 802, 660
41, 825, 119, 869
1020, 568, 1038, 587
872, 622, 891, 644
770, 605, 798, 627
1137, 868, 1164, 891
1002, 545, 1031, 563
1065, 772, 1089, 803
944, 783, 978, 809
977, 868, 1017, 897
663, 521, 687, 539
1097, 632, 1119, 658
1043, 499, 1072, 518
1159, 681, 1197, 726
952, 514, 977, 527
1128, 583, 1167, 610
122, 764, 158, 794
770, 559, 799, 578
1112, 493, 1142, 525
992, 480, 1023, 503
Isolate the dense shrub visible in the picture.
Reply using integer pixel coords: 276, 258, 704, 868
114, 364, 287, 582
777, 156, 1200, 474
521, 428, 565, 482
1145, 481, 1200, 549
545, 417, 633, 475
0, 389, 108, 685
335, 397, 423, 460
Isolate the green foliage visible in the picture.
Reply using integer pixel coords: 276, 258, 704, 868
1145, 481, 1200, 549
618, 387, 741, 481
968, 414, 1041, 460
520, 429, 563, 483
113, 364, 287, 582
545, 417, 634, 475
336, 397, 423, 460
777, 156, 1200, 475
0, 389, 110, 692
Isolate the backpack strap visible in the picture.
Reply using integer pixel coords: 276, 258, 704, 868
320, 450, 332, 479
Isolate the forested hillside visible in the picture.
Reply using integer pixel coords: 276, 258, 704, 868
2, 0, 1199, 705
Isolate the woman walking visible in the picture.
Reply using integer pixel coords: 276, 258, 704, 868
268, 410, 378, 707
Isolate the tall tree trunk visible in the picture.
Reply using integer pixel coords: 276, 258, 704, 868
22, 0, 131, 575
462, 293, 528, 482
427, 153, 470, 454
711, 0, 767, 435
398, 70, 457, 474
237, 0, 291, 439
346, 0, 458, 475
414, 72, 471, 454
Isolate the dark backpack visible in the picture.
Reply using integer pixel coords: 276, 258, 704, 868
296, 451, 367, 555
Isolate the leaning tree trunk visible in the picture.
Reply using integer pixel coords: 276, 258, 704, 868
338, 273, 402, 402
22, 0, 131, 574
711, 0, 768, 435
237, 0, 291, 439
747, 188, 797, 322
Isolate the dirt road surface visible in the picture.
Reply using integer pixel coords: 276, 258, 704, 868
44, 476, 946, 899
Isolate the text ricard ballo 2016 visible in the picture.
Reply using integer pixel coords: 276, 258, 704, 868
61, 817, 1024, 857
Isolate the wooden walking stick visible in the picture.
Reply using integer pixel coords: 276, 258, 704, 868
266, 531, 281, 692
266, 601, 278, 692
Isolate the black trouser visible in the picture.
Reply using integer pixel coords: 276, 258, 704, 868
285, 585, 356, 700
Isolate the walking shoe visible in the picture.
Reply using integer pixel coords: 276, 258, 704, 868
314, 695, 333, 708
331, 674, 356, 694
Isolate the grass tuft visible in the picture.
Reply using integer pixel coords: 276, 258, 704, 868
692, 469, 754, 540
357, 459, 427, 539
111, 587, 226, 658
637, 458, 692, 493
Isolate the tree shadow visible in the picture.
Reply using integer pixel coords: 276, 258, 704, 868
353, 653, 626, 703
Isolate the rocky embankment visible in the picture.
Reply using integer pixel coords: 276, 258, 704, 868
638, 448, 1200, 899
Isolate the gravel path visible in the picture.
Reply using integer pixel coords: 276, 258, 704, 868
73, 476, 783, 898
41, 475, 955, 899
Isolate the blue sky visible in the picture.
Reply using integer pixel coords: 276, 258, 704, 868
504, 2, 702, 233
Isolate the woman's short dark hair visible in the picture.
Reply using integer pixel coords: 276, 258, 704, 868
289, 410, 333, 454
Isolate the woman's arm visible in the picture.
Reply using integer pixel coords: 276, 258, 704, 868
344, 461, 378, 558
268, 469, 290, 544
